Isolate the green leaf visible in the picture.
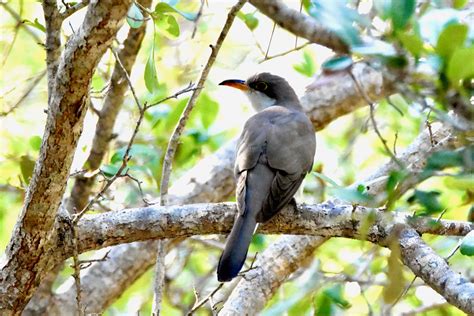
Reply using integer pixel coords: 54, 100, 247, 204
407, 190, 443, 215
447, 47, 474, 86
101, 164, 121, 177
23, 18, 46, 33
384, 240, 405, 303
397, 32, 424, 57
293, 50, 316, 77
250, 234, 266, 251
425, 149, 465, 170
374, 0, 391, 20
111, 144, 158, 164
453, 0, 468, 9
20, 155, 35, 185
312, 171, 340, 187
29, 136, 42, 151
444, 175, 474, 190
321, 55, 353, 73
166, 15, 180, 37
237, 12, 259, 31
126, 3, 144, 29
386, 170, 406, 194
197, 93, 219, 129
436, 23, 468, 58
418, 9, 461, 46
308, 1, 363, 47
154, 2, 197, 21
390, 0, 415, 31
322, 284, 351, 309
328, 186, 372, 204
351, 40, 397, 57
144, 47, 159, 94
388, 93, 409, 111
460, 231, 474, 256
154, 2, 177, 15
155, 14, 180, 38
359, 211, 377, 243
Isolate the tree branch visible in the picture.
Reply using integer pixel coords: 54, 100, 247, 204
398, 225, 474, 313
249, 0, 349, 53
70, 202, 472, 254
0, 0, 131, 313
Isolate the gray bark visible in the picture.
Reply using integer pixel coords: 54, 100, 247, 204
0, 0, 131, 313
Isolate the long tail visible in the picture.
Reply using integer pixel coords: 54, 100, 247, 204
217, 214, 257, 282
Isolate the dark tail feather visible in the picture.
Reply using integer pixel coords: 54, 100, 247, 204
217, 215, 257, 282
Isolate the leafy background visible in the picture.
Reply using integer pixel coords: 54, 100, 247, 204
1, 0, 473, 314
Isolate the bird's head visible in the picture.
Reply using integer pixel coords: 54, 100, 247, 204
219, 73, 300, 112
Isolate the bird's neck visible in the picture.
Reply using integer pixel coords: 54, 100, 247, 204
246, 91, 302, 112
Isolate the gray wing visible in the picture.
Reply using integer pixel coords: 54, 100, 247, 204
235, 106, 316, 222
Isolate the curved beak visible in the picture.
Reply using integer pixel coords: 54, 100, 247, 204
219, 79, 249, 91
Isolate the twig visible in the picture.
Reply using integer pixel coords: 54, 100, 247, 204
401, 302, 448, 316
0, 2, 42, 43
389, 275, 417, 311
152, 241, 166, 315
1, 0, 23, 66
110, 48, 142, 111
187, 283, 224, 315
191, 0, 205, 39
295, 0, 303, 48
259, 42, 310, 63
159, 0, 248, 205
264, 21, 276, 59
349, 70, 404, 168
0, 70, 46, 116
61, 0, 90, 19
393, 131, 398, 156
124, 172, 150, 205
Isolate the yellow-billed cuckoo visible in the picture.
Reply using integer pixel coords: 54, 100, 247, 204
217, 73, 316, 282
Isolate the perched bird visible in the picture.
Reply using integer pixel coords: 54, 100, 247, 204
217, 73, 316, 282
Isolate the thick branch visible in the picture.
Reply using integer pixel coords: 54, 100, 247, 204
248, 0, 349, 53
398, 226, 474, 313
68, 202, 472, 254
220, 236, 327, 314
42, 0, 62, 101
0, 0, 131, 313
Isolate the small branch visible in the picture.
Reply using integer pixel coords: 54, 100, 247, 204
259, 42, 310, 63
264, 22, 276, 59
152, 241, 166, 315
1, 0, 23, 66
61, 0, 90, 19
349, 70, 403, 168
249, 0, 348, 53
187, 283, 224, 315
42, 0, 64, 102
0, 2, 42, 43
159, 0, 248, 205
191, 0, 205, 39
110, 47, 142, 111
0, 70, 46, 117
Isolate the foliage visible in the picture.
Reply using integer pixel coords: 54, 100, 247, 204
0, 0, 472, 315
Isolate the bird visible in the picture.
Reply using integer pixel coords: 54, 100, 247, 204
217, 73, 316, 282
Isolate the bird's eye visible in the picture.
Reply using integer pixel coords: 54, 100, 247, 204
254, 82, 268, 91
